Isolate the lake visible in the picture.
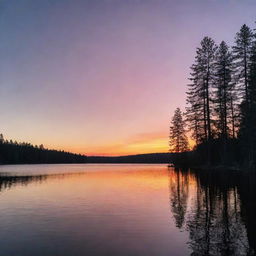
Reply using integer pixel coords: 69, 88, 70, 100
0, 164, 255, 255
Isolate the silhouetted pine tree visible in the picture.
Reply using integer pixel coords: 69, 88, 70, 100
212, 41, 235, 163
169, 108, 188, 153
186, 37, 217, 164
186, 37, 217, 145
239, 31, 256, 166
213, 41, 234, 139
186, 74, 205, 145
233, 25, 254, 166
232, 24, 254, 107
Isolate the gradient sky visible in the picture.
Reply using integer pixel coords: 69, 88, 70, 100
0, 0, 256, 155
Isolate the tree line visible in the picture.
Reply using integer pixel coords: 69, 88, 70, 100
0, 134, 87, 164
170, 23, 256, 168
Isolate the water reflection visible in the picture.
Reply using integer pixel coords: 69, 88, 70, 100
0, 165, 190, 256
0, 173, 48, 192
0, 165, 255, 255
0, 172, 84, 193
169, 168, 189, 229
169, 167, 256, 255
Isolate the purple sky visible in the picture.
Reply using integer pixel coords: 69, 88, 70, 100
0, 0, 255, 155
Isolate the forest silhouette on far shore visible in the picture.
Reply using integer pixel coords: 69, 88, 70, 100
0, 134, 87, 164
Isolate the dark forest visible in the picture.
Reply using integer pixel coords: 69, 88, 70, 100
170, 23, 256, 169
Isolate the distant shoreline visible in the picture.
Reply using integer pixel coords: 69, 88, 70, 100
86, 153, 172, 164
0, 153, 173, 165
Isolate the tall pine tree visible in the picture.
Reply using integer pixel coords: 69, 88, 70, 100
239, 30, 256, 165
233, 24, 253, 107
186, 36, 217, 158
213, 41, 234, 139
169, 108, 189, 153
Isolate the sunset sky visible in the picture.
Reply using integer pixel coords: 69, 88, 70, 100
0, 0, 256, 156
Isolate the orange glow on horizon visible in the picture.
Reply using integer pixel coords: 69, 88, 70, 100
53, 132, 195, 156
75, 137, 168, 156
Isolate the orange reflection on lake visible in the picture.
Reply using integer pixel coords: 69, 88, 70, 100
0, 164, 255, 255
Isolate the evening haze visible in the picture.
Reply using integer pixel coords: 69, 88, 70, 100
0, 0, 255, 156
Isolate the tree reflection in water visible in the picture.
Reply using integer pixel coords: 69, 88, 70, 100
169, 168, 189, 229
169, 167, 256, 256
0, 172, 84, 193
0, 174, 48, 192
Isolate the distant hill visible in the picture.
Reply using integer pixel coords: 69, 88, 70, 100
0, 140, 87, 164
87, 153, 173, 163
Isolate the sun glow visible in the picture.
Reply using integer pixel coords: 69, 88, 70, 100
85, 137, 169, 156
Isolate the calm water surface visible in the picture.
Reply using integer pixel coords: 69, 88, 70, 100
0, 164, 255, 255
